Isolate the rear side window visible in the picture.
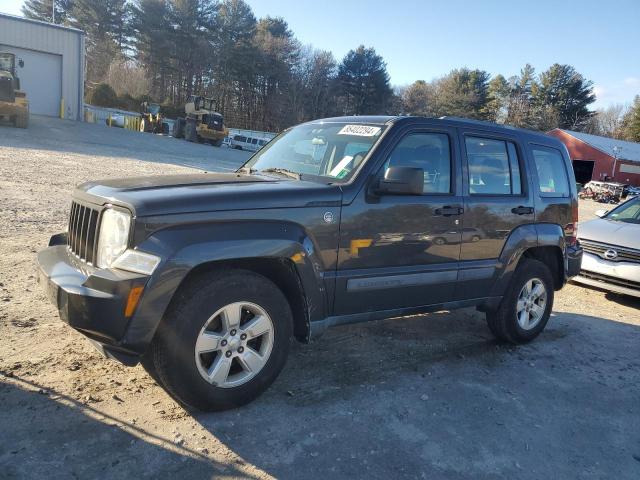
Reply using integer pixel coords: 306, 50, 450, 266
466, 136, 522, 195
531, 146, 570, 197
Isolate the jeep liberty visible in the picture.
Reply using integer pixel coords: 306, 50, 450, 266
38, 116, 583, 411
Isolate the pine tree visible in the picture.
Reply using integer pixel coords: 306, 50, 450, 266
504, 64, 538, 129
485, 74, 509, 123
337, 45, 392, 115
130, 0, 173, 99
21, 0, 73, 24
433, 68, 491, 119
69, 0, 130, 84
212, 0, 258, 125
534, 64, 595, 130
623, 95, 640, 142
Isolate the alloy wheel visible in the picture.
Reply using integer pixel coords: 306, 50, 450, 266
516, 278, 547, 330
194, 302, 274, 388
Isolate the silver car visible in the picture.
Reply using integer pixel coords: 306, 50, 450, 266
574, 196, 640, 297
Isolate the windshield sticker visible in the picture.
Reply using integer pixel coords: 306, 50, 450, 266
337, 125, 381, 137
329, 156, 354, 177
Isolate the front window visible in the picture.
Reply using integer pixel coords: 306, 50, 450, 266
605, 197, 640, 224
244, 122, 387, 181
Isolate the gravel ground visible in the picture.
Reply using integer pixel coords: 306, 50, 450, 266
1, 117, 639, 479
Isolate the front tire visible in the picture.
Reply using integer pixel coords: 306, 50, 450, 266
150, 270, 293, 411
486, 258, 554, 343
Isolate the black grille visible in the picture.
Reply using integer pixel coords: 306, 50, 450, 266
0, 76, 15, 103
68, 201, 100, 264
580, 239, 640, 264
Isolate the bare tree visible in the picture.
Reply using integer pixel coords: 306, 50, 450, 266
584, 104, 628, 138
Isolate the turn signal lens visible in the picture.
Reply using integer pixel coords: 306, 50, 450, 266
112, 249, 161, 275
125, 286, 144, 317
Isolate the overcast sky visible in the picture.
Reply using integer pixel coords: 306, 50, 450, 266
1, 0, 638, 108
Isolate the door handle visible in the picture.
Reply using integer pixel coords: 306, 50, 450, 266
511, 206, 534, 215
435, 206, 463, 216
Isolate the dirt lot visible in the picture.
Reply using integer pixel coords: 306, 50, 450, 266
1, 117, 639, 479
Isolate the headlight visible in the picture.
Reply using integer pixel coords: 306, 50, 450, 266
96, 208, 131, 268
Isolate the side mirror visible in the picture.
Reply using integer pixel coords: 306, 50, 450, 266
595, 209, 608, 218
377, 166, 424, 195
18, 59, 24, 68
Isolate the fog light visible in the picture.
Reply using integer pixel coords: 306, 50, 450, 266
112, 249, 161, 275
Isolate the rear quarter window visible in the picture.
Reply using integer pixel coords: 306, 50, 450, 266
531, 145, 570, 197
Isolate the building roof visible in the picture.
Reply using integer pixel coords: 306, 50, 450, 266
0, 12, 84, 34
554, 129, 640, 163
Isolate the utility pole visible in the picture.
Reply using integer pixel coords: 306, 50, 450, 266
52, 0, 55, 23
612, 146, 621, 180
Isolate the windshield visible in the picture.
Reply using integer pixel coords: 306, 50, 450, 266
0, 54, 14, 72
244, 122, 386, 182
606, 197, 640, 224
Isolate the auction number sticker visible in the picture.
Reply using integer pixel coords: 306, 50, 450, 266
338, 125, 381, 137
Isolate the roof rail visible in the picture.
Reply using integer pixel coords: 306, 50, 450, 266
439, 116, 517, 130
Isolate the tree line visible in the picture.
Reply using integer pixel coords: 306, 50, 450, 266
20, 0, 640, 140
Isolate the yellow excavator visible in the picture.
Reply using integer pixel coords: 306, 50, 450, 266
174, 95, 228, 146
0, 52, 29, 129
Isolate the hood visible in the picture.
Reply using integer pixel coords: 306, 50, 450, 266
578, 217, 640, 250
74, 172, 342, 217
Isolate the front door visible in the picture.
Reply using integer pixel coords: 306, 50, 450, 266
334, 126, 463, 315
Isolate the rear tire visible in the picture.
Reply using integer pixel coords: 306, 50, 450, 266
173, 117, 185, 138
185, 120, 197, 142
486, 258, 554, 343
15, 112, 28, 129
150, 270, 293, 411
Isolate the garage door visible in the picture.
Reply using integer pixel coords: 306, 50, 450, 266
0, 45, 61, 117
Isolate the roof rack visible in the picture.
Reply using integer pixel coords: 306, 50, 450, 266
439, 116, 517, 130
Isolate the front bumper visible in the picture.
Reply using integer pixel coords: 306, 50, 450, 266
572, 251, 640, 298
37, 243, 149, 365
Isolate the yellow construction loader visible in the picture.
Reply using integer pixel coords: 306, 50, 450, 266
0, 52, 29, 129
175, 95, 228, 146
139, 102, 164, 134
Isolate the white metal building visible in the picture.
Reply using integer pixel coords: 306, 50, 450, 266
0, 13, 84, 120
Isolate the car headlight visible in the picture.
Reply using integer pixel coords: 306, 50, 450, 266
96, 208, 131, 269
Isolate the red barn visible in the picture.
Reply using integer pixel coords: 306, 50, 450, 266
547, 129, 640, 186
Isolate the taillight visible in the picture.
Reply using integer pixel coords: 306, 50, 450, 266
566, 203, 579, 246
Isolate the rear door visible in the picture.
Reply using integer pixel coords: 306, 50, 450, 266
455, 129, 535, 299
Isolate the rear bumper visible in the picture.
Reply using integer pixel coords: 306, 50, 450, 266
565, 244, 583, 280
37, 242, 149, 365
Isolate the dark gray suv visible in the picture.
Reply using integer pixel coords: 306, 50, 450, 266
38, 116, 583, 411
